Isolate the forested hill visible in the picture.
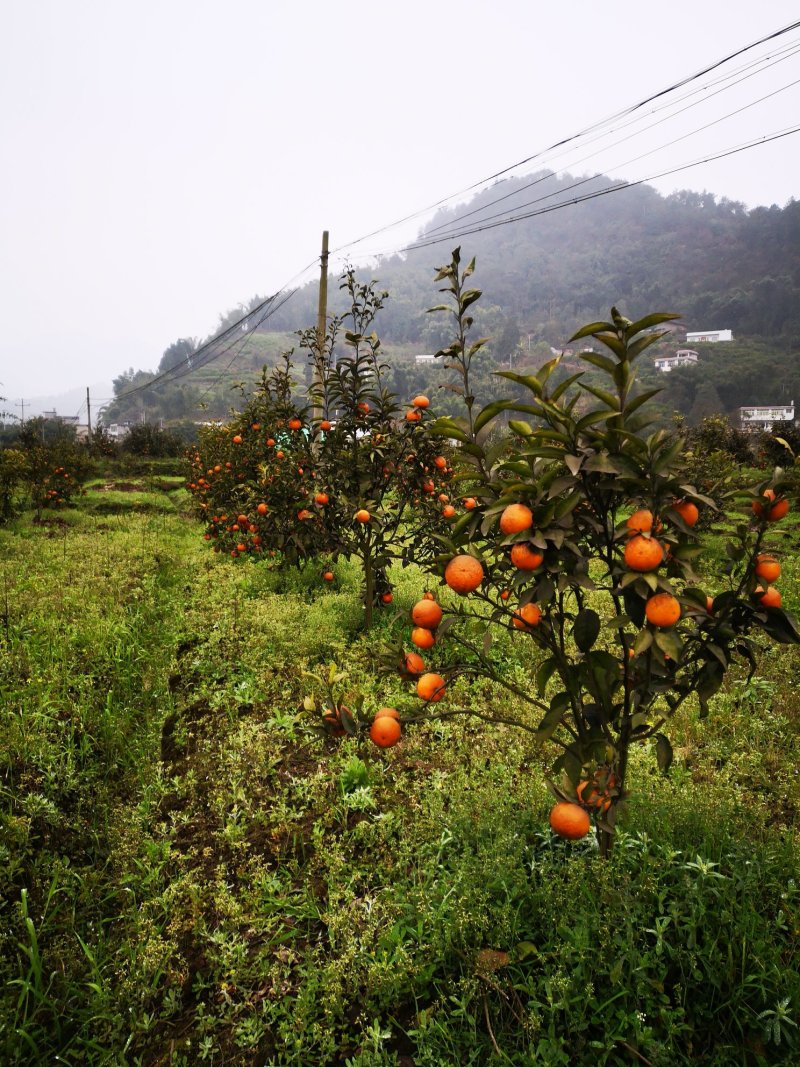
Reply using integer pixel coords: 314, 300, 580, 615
102, 171, 799, 425
262, 170, 800, 346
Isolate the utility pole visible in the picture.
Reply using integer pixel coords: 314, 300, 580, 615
313, 230, 329, 422
86, 387, 92, 436
15, 399, 27, 426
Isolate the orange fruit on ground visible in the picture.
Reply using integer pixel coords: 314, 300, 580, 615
411, 626, 436, 649
442, 505, 456, 519
412, 394, 430, 408
417, 672, 446, 702
754, 585, 782, 608
549, 802, 591, 840
624, 535, 664, 572
462, 497, 477, 509
355, 509, 371, 523
404, 651, 426, 675
645, 592, 682, 627
444, 554, 484, 594
510, 543, 544, 571
374, 706, 401, 722
673, 499, 699, 526
288, 417, 302, 430
411, 599, 443, 629
625, 508, 654, 535
320, 420, 332, 431
405, 410, 422, 423
752, 489, 790, 521
499, 503, 534, 535
370, 716, 402, 748
755, 554, 781, 583
257, 502, 268, 515
315, 492, 330, 506
323, 571, 334, 581
513, 602, 542, 630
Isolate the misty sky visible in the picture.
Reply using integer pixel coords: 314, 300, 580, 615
1, 1, 798, 409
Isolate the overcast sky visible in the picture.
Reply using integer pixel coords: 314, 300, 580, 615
1, 1, 798, 411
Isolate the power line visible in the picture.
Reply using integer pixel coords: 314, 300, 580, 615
329, 19, 800, 261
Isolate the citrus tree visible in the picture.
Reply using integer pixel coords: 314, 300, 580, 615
187, 356, 335, 565
388, 249, 799, 855
305, 270, 456, 626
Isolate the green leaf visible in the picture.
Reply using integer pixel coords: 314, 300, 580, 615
628, 312, 681, 335
583, 453, 621, 474
574, 609, 601, 653
569, 320, 615, 342
654, 630, 683, 661
536, 657, 558, 697
495, 371, 543, 397
473, 399, 511, 434
579, 382, 619, 410
508, 420, 534, 438
537, 693, 570, 741
654, 733, 673, 773
756, 607, 800, 644
633, 628, 653, 655
623, 388, 662, 417
578, 351, 617, 375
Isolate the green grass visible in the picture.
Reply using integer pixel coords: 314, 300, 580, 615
0, 491, 798, 1065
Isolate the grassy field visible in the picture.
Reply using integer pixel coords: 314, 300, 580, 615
1, 472, 799, 1065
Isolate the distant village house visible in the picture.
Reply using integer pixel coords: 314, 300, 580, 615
685, 329, 733, 343
738, 403, 795, 433
654, 349, 699, 373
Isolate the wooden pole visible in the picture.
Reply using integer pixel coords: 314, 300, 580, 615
314, 230, 329, 422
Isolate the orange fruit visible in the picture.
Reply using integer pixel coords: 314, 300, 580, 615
645, 592, 681, 627
297, 509, 313, 521
405, 410, 422, 423
381, 592, 394, 603
444, 554, 484, 594
355, 509, 371, 523
267, 438, 276, 447
462, 497, 477, 509
422, 591, 435, 601
404, 651, 425, 675
754, 585, 782, 608
411, 626, 436, 649
442, 505, 456, 519
323, 571, 334, 582
257, 502, 268, 515
417, 672, 446, 702
752, 489, 790, 521
237, 514, 248, 525
500, 589, 510, 601
320, 420, 332, 431
374, 706, 401, 722
513, 602, 542, 630
499, 503, 534, 535
434, 456, 447, 470
232, 435, 242, 444
673, 499, 699, 526
510, 543, 544, 571
549, 802, 591, 840
288, 417, 302, 430
755, 554, 781, 583
625, 509, 659, 536
357, 402, 370, 414
315, 492, 330, 506
412, 394, 430, 408
411, 599, 443, 629
370, 716, 401, 748
624, 535, 664, 572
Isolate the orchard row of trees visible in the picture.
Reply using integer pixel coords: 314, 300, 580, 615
190, 251, 800, 855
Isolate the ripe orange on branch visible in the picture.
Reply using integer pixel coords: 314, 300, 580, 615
510, 543, 544, 571
549, 802, 591, 840
444, 554, 484, 594
625, 509, 654, 535
513, 603, 542, 630
752, 489, 790, 521
417, 672, 446, 702
411, 599, 443, 629
355, 509, 371, 523
403, 651, 426, 675
754, 585, 782, 608
645, 592, 681, 628
499, 503, 533, 535
411, 626, 436, 649
672, 499, 699, 526
412, 394, 430, 408
755, 554, 781, 583
624, 535, 664, 572
370, 716, 401, 748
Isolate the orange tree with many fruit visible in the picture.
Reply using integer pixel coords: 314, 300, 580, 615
390, 249, 799, 855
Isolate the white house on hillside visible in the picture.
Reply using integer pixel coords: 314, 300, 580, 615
686, 329, 733, 343
654, 349, 699, 373
738, 403, 795, 433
